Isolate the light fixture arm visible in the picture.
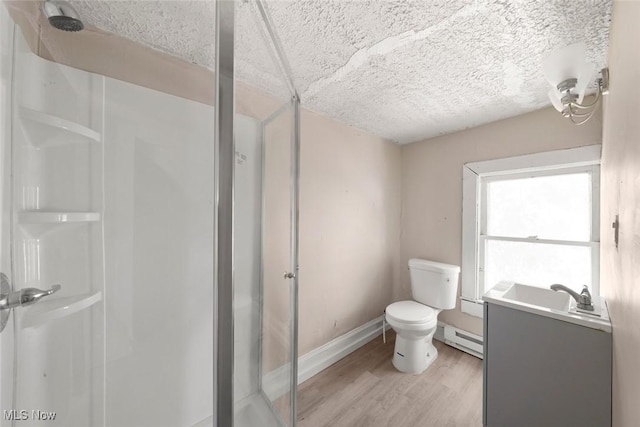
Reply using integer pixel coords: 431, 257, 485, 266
550, 68, 608, 125
572, 89, 602, 111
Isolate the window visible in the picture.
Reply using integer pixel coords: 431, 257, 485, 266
461, 146, 601, 318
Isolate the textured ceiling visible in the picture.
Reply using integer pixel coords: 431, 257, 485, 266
70, 0, 612, 143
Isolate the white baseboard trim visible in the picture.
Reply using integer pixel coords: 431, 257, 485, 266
263, 315, 387, 400
298, 315, 388, 384
262, 316, 484, 401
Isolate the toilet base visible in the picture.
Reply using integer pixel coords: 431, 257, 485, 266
392, 334, 438, 374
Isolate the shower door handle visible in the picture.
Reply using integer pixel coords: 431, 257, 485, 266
283, 272, 295, 279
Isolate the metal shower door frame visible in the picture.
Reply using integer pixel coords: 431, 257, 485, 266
258, 95, 300, 426
214, 0, 300, 425
214, 0, 234, 424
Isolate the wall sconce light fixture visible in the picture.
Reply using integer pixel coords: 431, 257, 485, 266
542, 42, 609, 125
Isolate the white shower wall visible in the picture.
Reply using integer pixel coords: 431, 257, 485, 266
8, 25, 268, 427
102, 77, 215, 427
99, 77, 261, 426
10, 29, 105, 427
5, 12, 267, 426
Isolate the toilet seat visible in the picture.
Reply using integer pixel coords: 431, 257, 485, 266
386, 300, 436, 325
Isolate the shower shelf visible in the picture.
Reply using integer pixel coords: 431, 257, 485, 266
18, 211, 101, 224
18, 107, 101, 147
20, 290, 102, 329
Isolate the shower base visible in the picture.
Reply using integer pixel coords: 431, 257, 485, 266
192, 392, 283, 427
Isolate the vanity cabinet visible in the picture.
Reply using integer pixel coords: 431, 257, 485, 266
483, 302, 612, 427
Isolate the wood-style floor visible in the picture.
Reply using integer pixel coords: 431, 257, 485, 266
297, 331, 483, 427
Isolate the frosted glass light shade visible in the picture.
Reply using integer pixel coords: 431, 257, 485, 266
542, 42, 587, 87
548, 88, 564, 112
576, 62, 596, 103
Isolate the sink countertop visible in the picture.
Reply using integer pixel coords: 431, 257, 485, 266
483, 281, 612, 333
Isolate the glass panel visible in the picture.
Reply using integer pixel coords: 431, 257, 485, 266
233, 103, 294, 427
261, 107, 294, 424
484, 240, 592, 294
486, 172, 591, 241
233, 1, 297, 426
233, 112, 265, 415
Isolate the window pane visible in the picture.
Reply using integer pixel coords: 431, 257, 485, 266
484, 240, 591, 294
486, 173, 591, 241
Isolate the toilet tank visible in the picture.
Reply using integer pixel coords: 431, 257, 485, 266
409, 258, 460, 310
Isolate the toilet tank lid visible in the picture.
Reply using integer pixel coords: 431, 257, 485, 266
409, 258, 460, 273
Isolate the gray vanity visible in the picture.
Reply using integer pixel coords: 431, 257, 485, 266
483, 282, 612, 427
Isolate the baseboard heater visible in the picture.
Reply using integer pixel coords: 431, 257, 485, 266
436, 323, 483, 359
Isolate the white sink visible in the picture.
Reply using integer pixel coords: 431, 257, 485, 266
483, 281, 611, 333
502, 283, 571, 311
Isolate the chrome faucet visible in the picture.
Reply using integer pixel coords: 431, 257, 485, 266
0, 285, 61, 311
550, 284, 594, 311
0, 272, 63, 334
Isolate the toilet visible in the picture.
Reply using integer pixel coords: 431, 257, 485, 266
385, 258, 460, 374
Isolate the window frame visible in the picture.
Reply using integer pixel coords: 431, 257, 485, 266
461, 145, 601, 318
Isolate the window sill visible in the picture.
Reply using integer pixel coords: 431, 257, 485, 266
461, 299, 484, 318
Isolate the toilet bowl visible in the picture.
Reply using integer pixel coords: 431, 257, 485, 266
386, 300, 440, 373
386, 259, 459, 374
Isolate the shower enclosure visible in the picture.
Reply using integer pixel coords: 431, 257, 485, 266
0, 1, 299, 426
221, 1, 301, 426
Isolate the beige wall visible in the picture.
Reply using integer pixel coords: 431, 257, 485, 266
600, 2, 640, 426
298, 109, 402, 355
401, 107, 602, 336
237, 86, 403, 358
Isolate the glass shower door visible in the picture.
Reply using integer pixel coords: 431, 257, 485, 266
232, 101, 298, 427
232, 99, 298, 427
260, 102, 298, 426
226, 1, 300, 426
